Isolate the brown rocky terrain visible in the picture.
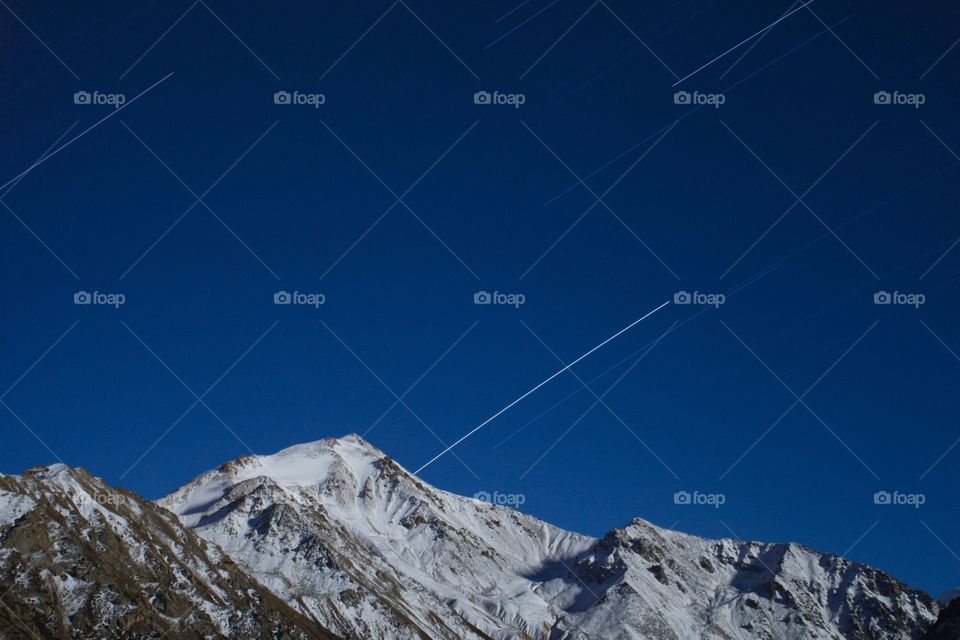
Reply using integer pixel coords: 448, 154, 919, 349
0, 464, 340, 640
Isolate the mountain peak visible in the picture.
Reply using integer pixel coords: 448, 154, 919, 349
210, 433, 385, 481
271, 432, 383, 458
21, 462, 70, 479
160, 434, 398, 521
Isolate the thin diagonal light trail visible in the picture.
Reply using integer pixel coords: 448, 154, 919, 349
545, 11, 850, 208
414, 300, 671, 473
0, 72, 174, 192
672, 0, 815, 86
495, 263, 778, 450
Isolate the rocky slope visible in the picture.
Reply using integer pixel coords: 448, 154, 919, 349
0, 464, 339, 640
159, 435, 942, 640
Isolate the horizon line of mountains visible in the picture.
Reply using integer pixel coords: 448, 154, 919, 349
0, 433, 956, 639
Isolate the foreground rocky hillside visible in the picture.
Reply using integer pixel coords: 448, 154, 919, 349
0, 464, 338, 640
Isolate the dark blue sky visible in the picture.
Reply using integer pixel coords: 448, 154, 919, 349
1, 0, 958, 595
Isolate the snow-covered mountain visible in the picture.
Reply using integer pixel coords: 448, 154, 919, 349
0, 435, 947, 639
159, 435, 593, 639
157, 434, 941, 640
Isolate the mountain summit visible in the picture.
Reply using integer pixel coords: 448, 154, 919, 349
159, 434, 595, 639
0, 435, 946, 639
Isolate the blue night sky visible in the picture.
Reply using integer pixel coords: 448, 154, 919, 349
1, 0, 958, 595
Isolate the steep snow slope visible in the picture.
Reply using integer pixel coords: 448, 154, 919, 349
160, 435, 941, 640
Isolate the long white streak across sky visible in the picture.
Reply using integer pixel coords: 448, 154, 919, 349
672, 0, 815, 86
0, 72, 174, 193
414, 299, 671, 474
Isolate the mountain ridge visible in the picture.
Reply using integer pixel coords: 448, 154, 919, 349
0, 434, 950, 639
157, 434, 942, 640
